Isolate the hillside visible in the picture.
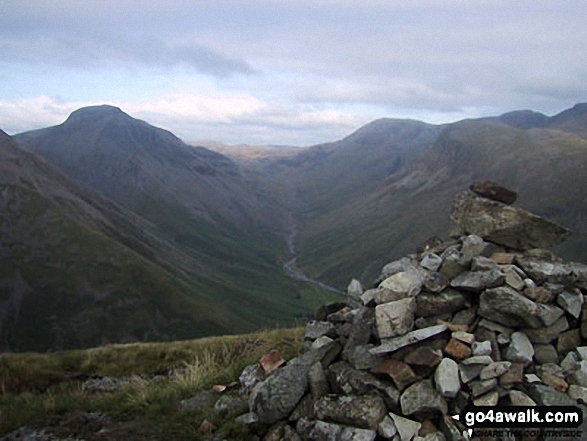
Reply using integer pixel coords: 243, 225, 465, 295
3, 124, 336, 351
256, 105, 587, 288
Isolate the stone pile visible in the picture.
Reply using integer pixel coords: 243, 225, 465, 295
209, 182, 587, 440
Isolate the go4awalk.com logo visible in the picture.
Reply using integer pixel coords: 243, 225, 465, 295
454, 405, 583, 439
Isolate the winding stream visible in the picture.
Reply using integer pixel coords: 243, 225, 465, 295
283, 219, 342, 294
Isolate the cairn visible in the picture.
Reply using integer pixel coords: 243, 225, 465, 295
208, 182, 587, 440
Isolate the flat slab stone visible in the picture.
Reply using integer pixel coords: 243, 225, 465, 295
375, 298, 416, 339
314, 394, 387, 430
470, 181, 518, 205
479, 286, 544, 328
400, 380, 448, 416
370, 324, 448, 355
451, 192, 571, 251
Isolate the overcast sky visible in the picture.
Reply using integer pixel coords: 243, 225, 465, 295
1, 0, 586, 145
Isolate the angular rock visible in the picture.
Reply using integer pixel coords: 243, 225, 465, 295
434, 358, 460, 398
308, 420, 341, 440
316, 302, 348, 321
561, 352, 580, 374
523, 316, 569, 344
249, 341, 341, 424
479, 286, 543, 328
342, 307, 375, 366
568, 385, 587, 404
314, 394, 387, 430
309, 362, 329, 399
372, 359, 418, 391
473, 390, 499, 406
312, 336, 335, 350
516, 257, 574, 285
558, 329, 581, 354
470, 378, 497, 397
377, 414, 398, 439
499, 363, 524, 386
538, 304, 565, 327
490, 252, 517, 264
570, 360, 587, 387
179, 390, 220, 412
381, 257, 419, 279
404, 346, 443, 367
421, 253, 443, 272
375, 298, 416, 339
377, 271, 423, 303
450, 270, 505, 293
452, 331, 475, 344
540, 370, 568, 392
347, 278, 363, 299
526, 383, 576, 406
469, 181, 517, 205
305, 321, 337, 341
557, 290, 584, 319
423, 272, 451, 293
416, 290, 467, 317
534, 344, 559, 365
471, 256, 500, 272
459, 364, 485, 384
439, 247, 467, 279
509, 390, 536, 406
505, 332, 534, 366
235, 411, 259, 425
504, 268, 526, 291
460, 235, 491, 263
451, 192, 571, 250
480, 361, 511, 380
461, 355, 494, 366
523, 286, 555, 303
400, 380, 448, 416
361, 289, 379, 306
389, 412, 422, 441
471, 341, 492, 356
370, 324, 448, 355
213, 394, 248, 419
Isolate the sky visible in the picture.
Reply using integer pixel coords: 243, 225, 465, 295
1, 0, 586, 146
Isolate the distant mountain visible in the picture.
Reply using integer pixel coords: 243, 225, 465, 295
9, 107, 337, 351
0, 130, 245, 351
189, 140, 301, 164
257, 104, 587, 288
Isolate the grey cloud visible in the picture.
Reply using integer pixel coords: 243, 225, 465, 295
0, 34, 255, 77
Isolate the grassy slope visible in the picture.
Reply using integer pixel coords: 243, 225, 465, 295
0, 328, 304, 440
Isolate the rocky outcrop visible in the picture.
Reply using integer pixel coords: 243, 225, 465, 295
197, 183, 587, 440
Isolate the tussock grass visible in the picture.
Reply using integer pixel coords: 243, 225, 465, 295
0, 327, 304, 439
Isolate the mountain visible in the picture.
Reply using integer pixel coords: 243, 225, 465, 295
256, 104, 587, 288
7, 108, 337, 351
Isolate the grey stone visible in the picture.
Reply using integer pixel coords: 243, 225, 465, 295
534, 344, 559, 365
309, 362, 329, 399
312, 336, 335, 350
381, 257, 419, 279
570, 361, 587, 387
343, 344, 385, 371
423, 271, 450, 293
377, 271, 423, 303
460, 234, 491, 264
305, 321, 337, 341
505, 332, 534, 366
450, 270, 505, 293
509, 390, 536, 406
400, 380, 448, 416
375, 298, 416, 339
327, 362, 400, 409
504, 268, 526, 291
388, 412, 422, 441
568, 385, 587, 404
523, 316, 569, 344
347, 278, 363, 299
473, 390, 499, 406
314, 394, 387, 430
461, 355, 494, 366
340, 427, 377, 441
416, 290, 467, 317
308, 420, 342, 440
439, 247, 467, 279
516, 258, 575, 285
81, 376, 124, 393
234, 412, 259, 424
470, 378, 498, 397
452, 331, 475, 344
213, 394, 248, 418
471, 256, 500, 272
478, 318, 512, 335
249, 341, 341, 424
451, 192, 571, 250
434, 358, 460, 398
316, 302, 348, 321
538, 304, 565, 327
377, 415, 398, 439
415, 433, 447, 441
370, 324, 448, 355
239, 363, 266, 396
526, 384, 576, 406
578, 347, 587, 361
452, 307, 477, 327
179, 390, 220, 412
557, 290, 584, 319
561, 352, 579, 374
478, 286, 543, 328
342, 307, 375, 366
361, 289, 379, 306
421, 253, 443, 272
480, 361, 512, 380
472, 341, 493, 356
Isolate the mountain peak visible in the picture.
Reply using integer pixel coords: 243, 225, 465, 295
63, 105, 130, 126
